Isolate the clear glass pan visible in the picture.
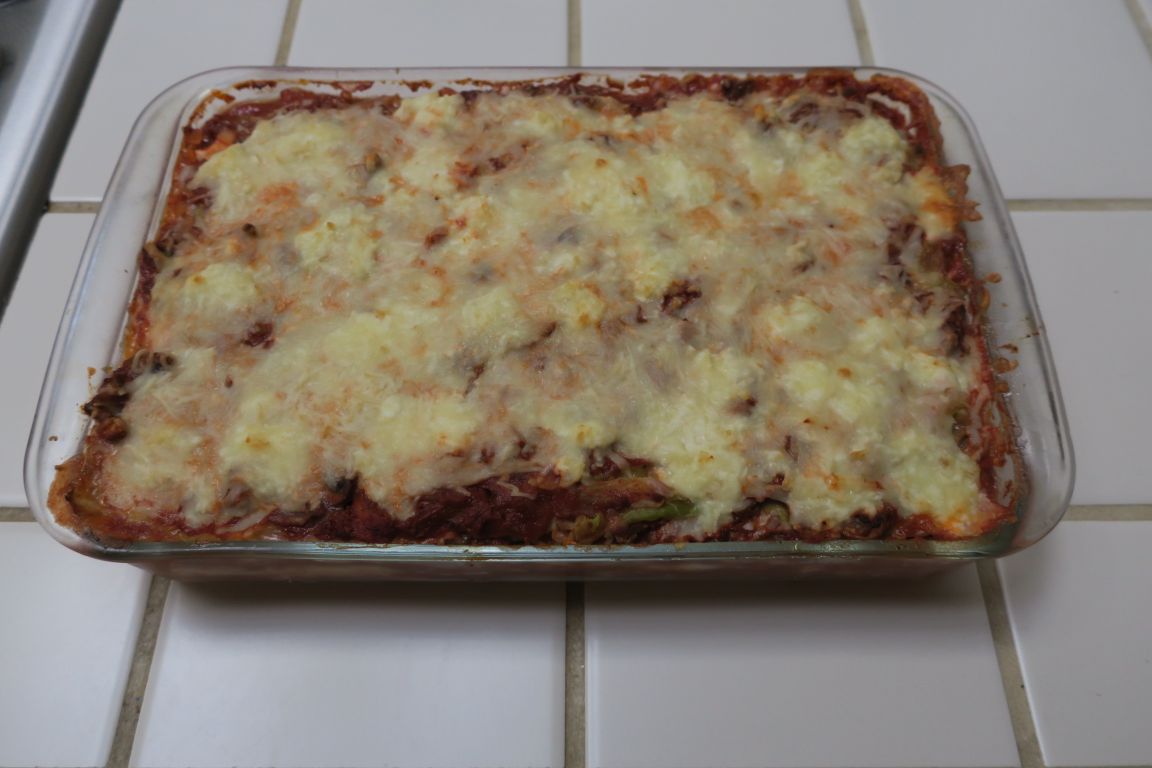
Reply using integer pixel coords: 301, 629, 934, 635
25, 67, 1074, 579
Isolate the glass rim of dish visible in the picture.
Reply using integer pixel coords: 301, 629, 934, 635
24, 66, 1074, 576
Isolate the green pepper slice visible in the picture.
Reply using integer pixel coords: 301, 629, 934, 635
621, 498, 696, 525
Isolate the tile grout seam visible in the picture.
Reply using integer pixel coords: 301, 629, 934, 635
1124, 0, 1152, 66
1063, 505, 1152, 521
45, 200, 101, 214
847, 0, 876, 66
1007, 198, 1152, 212
0, 507, 35, 522
976, 560, 1045, 768
274, 0, 303, 67
564, 581, 586, 768
567, 0, 581, 67
105, 575, 170, 768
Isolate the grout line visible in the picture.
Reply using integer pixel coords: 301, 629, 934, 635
106, 575, 170, 768
567, 0, 582, 67
46, 200, 101, 214
564, 581, 586, 768
0, 507, 34, 522
1125, 0, 1152, 66
1065, 504, 1152, 522
977, 561, 1045, 768
847, 0, 876, 66
1007, 198, 1152, 212
274, 0, 303, 67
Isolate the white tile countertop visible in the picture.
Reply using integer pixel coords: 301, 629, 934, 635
2, 1, 1151, 767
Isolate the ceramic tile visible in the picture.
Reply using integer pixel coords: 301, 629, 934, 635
999, 521, 1152, 766
1011, 211, 1152, 504
131, 583, 565, 768
289, 0, 567, 67
861, 0, 1152, 198
585, 567, 1017, 768
0, 523, 149, 767
582, 0, 859, 66
51, 0, 287, 202
0, 214, 94, 506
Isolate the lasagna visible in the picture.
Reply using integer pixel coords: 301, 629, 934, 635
50, 71, 1017, 546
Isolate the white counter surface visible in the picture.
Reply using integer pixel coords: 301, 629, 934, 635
2, 2, 1151, 766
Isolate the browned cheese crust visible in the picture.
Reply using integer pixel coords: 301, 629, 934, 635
51, 71, 1018, 546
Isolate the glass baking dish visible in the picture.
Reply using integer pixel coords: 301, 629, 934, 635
25, 67, 1073, 580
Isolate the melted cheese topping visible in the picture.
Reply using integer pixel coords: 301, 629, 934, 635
108, 86, 992, 536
